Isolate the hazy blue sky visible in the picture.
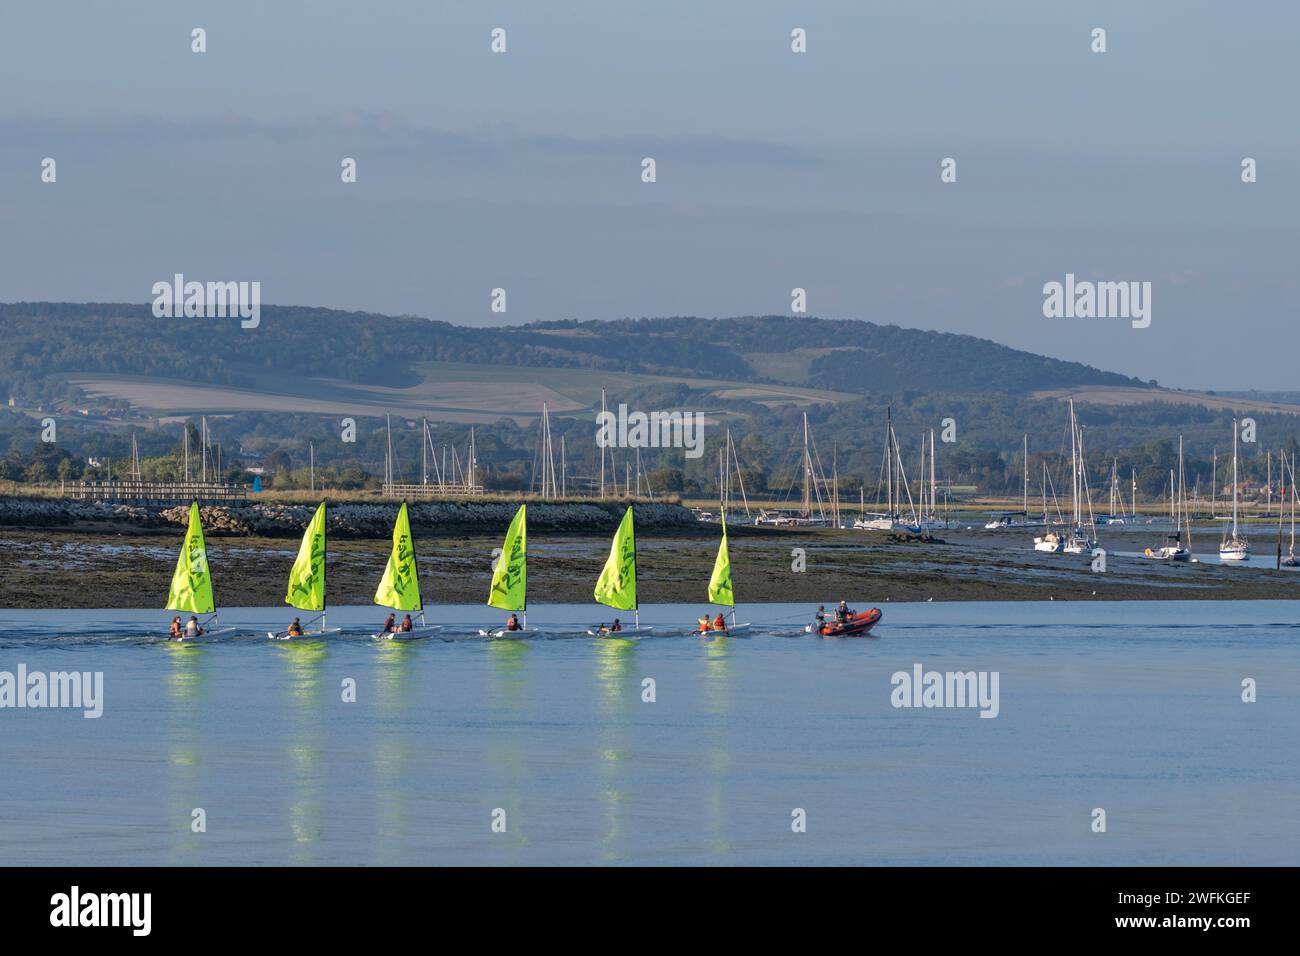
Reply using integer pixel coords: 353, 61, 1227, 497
1, 1, 1295, 388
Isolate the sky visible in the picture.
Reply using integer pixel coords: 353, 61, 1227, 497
1, 0, 1295, 389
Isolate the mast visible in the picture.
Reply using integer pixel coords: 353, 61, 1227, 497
599, 389, 607, 499
539, 403, 558, 497
1231, 418, 1239, 539
930, 428, 937, 524
385, 413, 393, 489
1069, 400, 1080, 528
1212, 450, 1218, 518
183, 423, 189, 481
310, 441, 315, 494
1278, 450, 1286, 569
1169, 468, 1176, 527
1041, 461, 1048, 526
468, 427, 477, 493
1022, 433, 1028, 515
1284, 455, 1294, 556
885, 406, 894, 521
832, 443, 840, 528
801, 412, 812, 518
422, 419, 428, 485
1290, 450, 1296, 556
1180, 436, 1191, 549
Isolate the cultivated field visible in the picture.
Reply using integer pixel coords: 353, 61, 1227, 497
1033, 385, 1300, 417
61, 360, 860, 425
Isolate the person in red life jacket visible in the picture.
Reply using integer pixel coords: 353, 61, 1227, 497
713, 612, 726, 631
169, 616, 183, 640
506, 614, 522, 631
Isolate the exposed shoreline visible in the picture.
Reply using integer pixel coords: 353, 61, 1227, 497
4, 516, 1299, 609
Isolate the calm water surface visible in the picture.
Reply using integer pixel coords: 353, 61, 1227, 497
0, 601, 1296, 865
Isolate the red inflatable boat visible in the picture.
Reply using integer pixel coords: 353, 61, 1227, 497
815, 607, 883, 637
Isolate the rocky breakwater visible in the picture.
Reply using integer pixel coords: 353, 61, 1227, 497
0, 495, 700, 536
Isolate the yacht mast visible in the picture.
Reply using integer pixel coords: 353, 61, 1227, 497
802, 412, 812, 518
599, 389, 607, 499
1231, 418, 1239, 539
930, 428, 937, 522
1022, 433, 1028, 515
1069, 400, 1080, 527
885, 407, 894, 520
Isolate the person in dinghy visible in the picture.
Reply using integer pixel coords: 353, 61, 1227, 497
380, 612, 397, 635
812, 601, 883, 637
505, 613, 523, 632
593, 618, 624, 635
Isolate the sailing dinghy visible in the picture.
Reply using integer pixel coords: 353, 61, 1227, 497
692, 513, 751, 635
588, 504, 652, 636
479, 504, 537, 638
268, 501, 341, 639
372, 501, 441, 639
166, 501, 235, 639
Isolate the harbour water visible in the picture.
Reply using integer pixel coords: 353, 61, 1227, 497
0, 601, 1296, 865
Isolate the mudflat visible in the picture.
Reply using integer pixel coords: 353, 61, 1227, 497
3, 523, 1298, 609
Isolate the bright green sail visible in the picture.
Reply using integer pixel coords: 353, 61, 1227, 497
167, 501, 215, 614
707, 514, 734, 607
594, 505, 637, 611
488, 504, 527, 611
374, 501, 422, 612
286, 501, 327, 612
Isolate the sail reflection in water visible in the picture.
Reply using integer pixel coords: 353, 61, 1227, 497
165, 642, 206, 861
594, 637, 637, 859
373, 640, 414, 864
701, 634, 734, 856
277, 640, 327, 856
486, 641, 530, 854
